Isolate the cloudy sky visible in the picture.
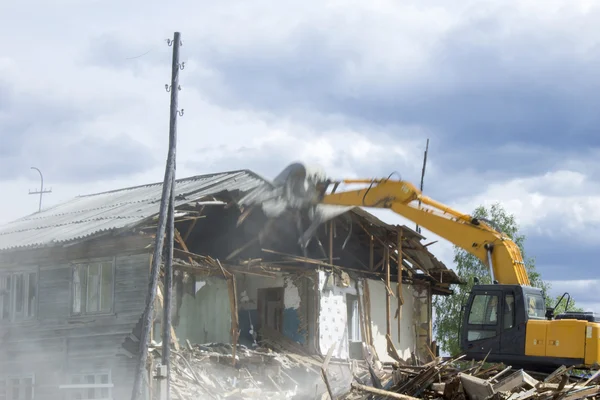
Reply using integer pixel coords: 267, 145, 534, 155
1, 0, 598, 312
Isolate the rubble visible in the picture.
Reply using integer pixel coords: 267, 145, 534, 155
155, 341, 599, 400
152, 342, 325, 399
345, 354, 600, 400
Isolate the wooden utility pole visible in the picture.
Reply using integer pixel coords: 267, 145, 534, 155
131, 31, 183, 400
415, 139, 429, 234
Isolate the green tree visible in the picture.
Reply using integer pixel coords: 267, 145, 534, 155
433, 203, 582, 356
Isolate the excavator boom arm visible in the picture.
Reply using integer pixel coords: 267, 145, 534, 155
320, 179, 530, 286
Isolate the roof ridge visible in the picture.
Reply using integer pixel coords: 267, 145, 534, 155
77, 168, 260, 198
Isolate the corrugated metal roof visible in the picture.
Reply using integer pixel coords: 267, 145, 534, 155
0, 170, 267, 251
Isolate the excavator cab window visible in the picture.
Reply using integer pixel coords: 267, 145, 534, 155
467, 293, 499, 341
525, 293, 546, 320
503, 294, 515, 329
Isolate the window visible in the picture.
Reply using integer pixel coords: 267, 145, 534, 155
526, 293, 546, 320
503, 294, 515, 329
467, 330, 496, 341
0, 374, 35, 400
468, 294, 499, 325
63, 371, 112, 400
0, 271, 37, 322
72, 261, 114, 315
346, 294, 361, 342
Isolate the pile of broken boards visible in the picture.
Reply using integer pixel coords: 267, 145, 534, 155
345, 355, 600, 400
152, 341, 334, 399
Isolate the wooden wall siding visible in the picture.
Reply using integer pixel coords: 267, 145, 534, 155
0, 233, 152, 266
0, 252, 150, 398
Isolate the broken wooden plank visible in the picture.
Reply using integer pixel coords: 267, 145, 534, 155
321, 343, 337, 400
351, 382, 420, 400
582, 369, 600, 387
156, 284, 180, 351
386, 333, 402, 363
385, 245, 392, 339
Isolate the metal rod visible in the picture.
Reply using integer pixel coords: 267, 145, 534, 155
486, 248, 495, 283
131, 31, 181, 400
415, 138, 429, 234
29, 167, 51, 212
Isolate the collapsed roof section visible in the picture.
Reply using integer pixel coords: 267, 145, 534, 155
0, 168, 460, 291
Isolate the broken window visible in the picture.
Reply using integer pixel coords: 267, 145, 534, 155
0, 374, 35, 400
72, 261, 114, 315
0, 270, 38, 322
63, 371, 112, 400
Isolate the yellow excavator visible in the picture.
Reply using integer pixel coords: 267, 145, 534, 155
241, 162, 600, 371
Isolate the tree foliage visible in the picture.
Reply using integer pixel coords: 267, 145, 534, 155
433, 203, 582, 356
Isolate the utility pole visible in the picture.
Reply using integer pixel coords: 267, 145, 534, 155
131, 31, 184, 400
28, 167, 52, 212
416, 138, 429, 234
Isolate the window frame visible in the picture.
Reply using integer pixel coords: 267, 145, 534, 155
61, 370, 113, 400
467, 293, 499, 326
0, 373, 35, 400
70, 257, 116, 317
466, 291, 501, 343
346, 294, 362, 343
0, 266, 39, 323
525, 293, 546, 320
503, 293, 516, 330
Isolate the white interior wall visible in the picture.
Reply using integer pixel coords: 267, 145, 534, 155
317, 270, 357, 359
366, 279, 416, 363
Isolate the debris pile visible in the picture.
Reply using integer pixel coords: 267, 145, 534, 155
345, 355, 600, 400
154, 342, 321, 399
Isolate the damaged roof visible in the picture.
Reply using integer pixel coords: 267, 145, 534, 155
0, 170, 266, 251
0, 168, 459, 285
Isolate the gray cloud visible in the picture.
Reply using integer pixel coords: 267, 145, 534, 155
178, 4, 600, 183
525, 236, 599, 281
0, 78, 155, 183
547, 279, 600, 313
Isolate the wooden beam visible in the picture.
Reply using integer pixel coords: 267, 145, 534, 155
369, 235, 374, 270
182, 217, 198, 242
321, 343, 336, 400
352, 382, 420, 400
329, 220, 334, 265
385, 245, 391, 338
156, 285, 180, 351
174, 229, 193, 265
397, 227, 404, 343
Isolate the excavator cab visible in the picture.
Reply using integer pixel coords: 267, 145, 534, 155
461, 284, 600, 371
